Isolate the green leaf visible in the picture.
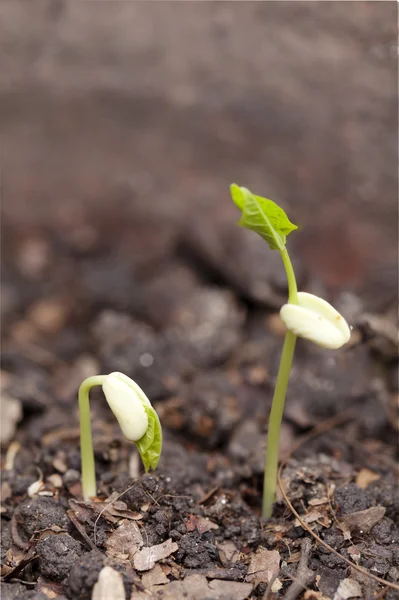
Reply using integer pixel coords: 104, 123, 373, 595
135, 405, 162, 472
230, 184, 298, 251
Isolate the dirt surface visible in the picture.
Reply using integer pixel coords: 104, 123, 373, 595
1, 3, 398, 600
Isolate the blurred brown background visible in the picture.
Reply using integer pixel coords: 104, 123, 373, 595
1, 1, 398, 313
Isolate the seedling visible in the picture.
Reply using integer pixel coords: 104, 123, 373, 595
78, 371, 162, 501
230, 184, 350, 518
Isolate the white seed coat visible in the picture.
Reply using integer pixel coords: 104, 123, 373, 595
102, 372, 149, 441
280, 292, 351, 349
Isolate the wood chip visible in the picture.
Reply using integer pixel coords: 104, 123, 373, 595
340, 506, 386, 534
246, 547, 280, 584
134, 538, 178, 571
92, 566, 126, 600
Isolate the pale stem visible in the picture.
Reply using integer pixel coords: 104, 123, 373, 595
280, 247, 298, 305
78, 375, 107, 501
263, 330, 297, 518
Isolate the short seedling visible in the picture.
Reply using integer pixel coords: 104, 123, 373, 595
78, 371, 162, 501
230, 184, 350, 518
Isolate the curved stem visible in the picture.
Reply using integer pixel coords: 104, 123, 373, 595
280, 248, 298, 305
78, 375, 107, 501
263, 331, 297, 518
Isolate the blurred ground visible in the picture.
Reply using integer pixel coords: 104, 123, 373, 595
1, 1, 397, 294
1, 3, 398, 599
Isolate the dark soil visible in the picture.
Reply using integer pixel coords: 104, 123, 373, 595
1, 3, 398, 600
1, 201, 398, 600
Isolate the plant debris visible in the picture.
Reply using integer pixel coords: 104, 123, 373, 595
246, 547, 281, 588
133, 539, 179, 571
339, 506, 386, 535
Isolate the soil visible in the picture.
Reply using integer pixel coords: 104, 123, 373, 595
1, 204, 398, 600
1, 3, 398, 600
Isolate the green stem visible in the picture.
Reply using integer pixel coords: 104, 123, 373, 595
262, 247, 298, 518
263, 331, 297, 518
78, 375, 107, 501
280, 248, 298, 305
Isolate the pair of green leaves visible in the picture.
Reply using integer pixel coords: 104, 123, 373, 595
230, 184, 297, 251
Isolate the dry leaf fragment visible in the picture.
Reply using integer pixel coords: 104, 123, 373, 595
246, 547, 280, 584
107, 507, 143, 521
217, 540, 240, 566
355, 469, 380, 489
294, 508, 330, 528
1, 481, 12, 503
339, 520, 352, 541
1, 546, 27, 577
286, 551, 301, 564
92, 566, 126, 600
340, 506, 386, 534
69, 498, 94, 522
134, 538, 178, 571
36, 576, 65, 599
139, 574, 207, 600
347, 546, 361, 563
105, 520, 143, 560
208, 579, 253, 600
141, 563, 169, 589
133, 574, 252, 600
333, 578, 362, 600
185, 514, 219, 534
271, 578, 283, 592
308, 497, 329, 507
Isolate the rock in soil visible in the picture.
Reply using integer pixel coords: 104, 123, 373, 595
176, 531, 220, 569
334, 483, 372, 515
67, 550, 106, 600
36, 533, 83, 582
17, 497, 70, 540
